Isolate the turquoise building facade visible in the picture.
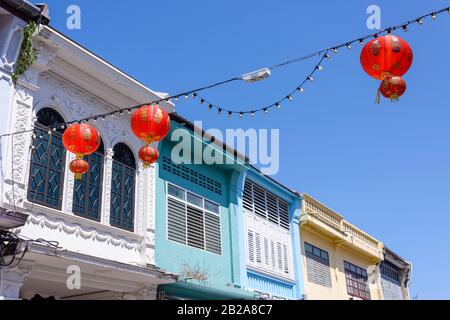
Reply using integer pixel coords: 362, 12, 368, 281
238, 168, 303, 299
155, 113, 304, 299
155, 114, 251, 298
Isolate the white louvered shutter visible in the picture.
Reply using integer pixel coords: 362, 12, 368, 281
248, 230, 254, 262
205, 212, 221, 254
186, 205, 204, 249
167, 197, 186, 244
255, 233, 262, 264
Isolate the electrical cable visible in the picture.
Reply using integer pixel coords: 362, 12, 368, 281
0, 6, 447, 132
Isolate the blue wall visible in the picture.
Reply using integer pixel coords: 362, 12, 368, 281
155, 121, 246, 290
237, 168, 304, 299
155, 120, 304, 298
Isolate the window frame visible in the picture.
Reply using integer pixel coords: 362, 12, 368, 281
72, 142, 105, 222
304, 242, 332, 288
166, 182, 222, 255
27, 110, 66, 210
110, 143, 136, 232
243, 180, 291, 231
344, 261, 371, 300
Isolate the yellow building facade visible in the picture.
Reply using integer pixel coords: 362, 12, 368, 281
299, 194, 410, 300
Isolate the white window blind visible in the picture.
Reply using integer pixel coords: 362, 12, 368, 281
248, 230, 254, 262
243, 180, 290, 230
255, 233, 262, 263
264, 238, 269, 266
167, 183, 221, 254
283, 244, 289, 274
277, 242, 283, 270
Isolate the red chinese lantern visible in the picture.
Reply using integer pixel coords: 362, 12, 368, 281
62, 123, 101, 158
360, 34, 413, 80
138, 146, 159, 168
377, 76, 407, 103
63, 123, 101, 179
130, 105, 170, 145
69, 159, 89, 180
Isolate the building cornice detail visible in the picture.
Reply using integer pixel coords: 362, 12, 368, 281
23, 209, 144, 251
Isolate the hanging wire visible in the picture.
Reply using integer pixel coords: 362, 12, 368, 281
194, 51, 329, 117
0, 5, 446, 136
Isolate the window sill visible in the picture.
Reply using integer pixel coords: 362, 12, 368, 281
247, 264, 296, 284
23, 201, 144, 242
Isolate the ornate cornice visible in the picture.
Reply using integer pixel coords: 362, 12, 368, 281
25, 211, 144, 251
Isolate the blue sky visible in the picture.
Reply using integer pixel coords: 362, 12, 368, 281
39, 0, 450, 299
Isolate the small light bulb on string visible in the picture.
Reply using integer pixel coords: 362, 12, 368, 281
192, 93, 198, 99
251, 111, 255, 117
184, 94, 189, 99
316, 65, 323, 71
448, 7, 450, 14
32, 134, 37, 139
287, 95, 293, 101
48, 130, 52, 135
402, 25, 408, 32
228, 111, 232, 118
217, 108, 222, 114
324, 54, 331, 59
276, 103, 281, 109
359, 39, 365, 45
52, 127, 57, 132
173, 96, 178, 101
346, 43, 352, 49
200, 99, 205, 104
431, 13, 436, 20
297, 87, 305, 93
239, 112, 243, 118
61, 125, 65, 129
417, 18, 423, 25
308, 76, 314, 81
208, 104, 213, 111
332, 48, 338, 54
263, 108, 268, 114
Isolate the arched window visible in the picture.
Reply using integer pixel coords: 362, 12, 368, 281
27, 108, 66, 209
110, 143, 136, 231
72, 140, 104, 221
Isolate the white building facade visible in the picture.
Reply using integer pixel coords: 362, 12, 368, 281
0, 2, 176, 300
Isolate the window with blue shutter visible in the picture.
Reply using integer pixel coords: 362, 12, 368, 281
72, 140, 104, 221
110, 143, 136, 231
166, 183, 221, 254
28, 108, 66, 210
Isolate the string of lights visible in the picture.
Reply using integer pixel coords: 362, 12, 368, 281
189, 6, 450, 117
193, 52, 328, 118
0, 5, 447, 136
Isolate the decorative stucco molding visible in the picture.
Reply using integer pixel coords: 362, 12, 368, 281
101, 148, 114, 226
26, 211, 143, 251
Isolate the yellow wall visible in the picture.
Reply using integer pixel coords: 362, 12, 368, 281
300, 225, 383, 300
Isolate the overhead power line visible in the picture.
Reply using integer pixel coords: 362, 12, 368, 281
0, 5, 447, 136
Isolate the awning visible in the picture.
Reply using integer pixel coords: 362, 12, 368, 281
157, 282, 260, 300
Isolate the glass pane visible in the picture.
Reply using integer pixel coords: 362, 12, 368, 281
321, 251, 329, 260
187, 192, 203, 207
168, 184, 185, 200
204, 200, 219, 214
305, 243, 313, 253
313, 247, 321, 257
